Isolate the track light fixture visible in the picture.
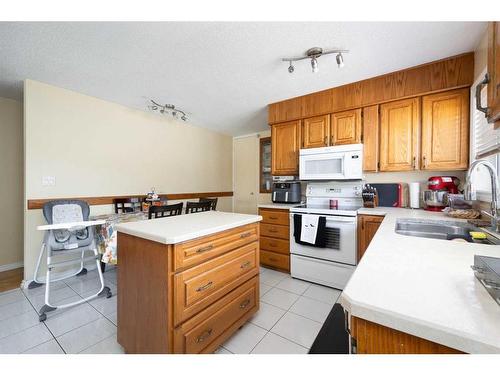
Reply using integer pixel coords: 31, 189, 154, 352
282, 47, 348, 74
148, 100, 188, 121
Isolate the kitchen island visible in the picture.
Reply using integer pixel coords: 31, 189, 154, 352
341, 208, 500, 354
115, 211, 262, 354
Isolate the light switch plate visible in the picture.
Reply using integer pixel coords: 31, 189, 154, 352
42, 176, 56, 186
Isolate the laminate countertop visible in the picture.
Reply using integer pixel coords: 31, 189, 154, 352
340, 207, 500, 353
115, 211, 262, 244
257, 203, 303, 210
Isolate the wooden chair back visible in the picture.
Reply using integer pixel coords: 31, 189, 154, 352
148, 203, 184, 219
185, 201, 212, 214
199, 197, 218, 211
114, 198, 141, 214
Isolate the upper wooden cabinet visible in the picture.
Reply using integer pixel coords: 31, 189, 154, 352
302, 115, 330, 148
331, 109, 362, 145
488, 22, 500, 126
271, 120, 301, 176
362, 105, 379, 172
379, 98, 420, 172
421, 88, 469, 170
268, 53, 473, 124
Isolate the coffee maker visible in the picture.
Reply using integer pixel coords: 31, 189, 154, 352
423, 176, 460, 211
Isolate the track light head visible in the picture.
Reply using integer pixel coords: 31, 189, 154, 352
288, 62, 295, 74
336, 53, 344, 69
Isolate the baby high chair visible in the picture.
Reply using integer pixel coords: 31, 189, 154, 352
28, 200, 112, 321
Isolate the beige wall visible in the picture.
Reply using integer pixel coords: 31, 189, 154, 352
474, 27, 488, 81
24, 79, 233, 281
0, 97, 23, 270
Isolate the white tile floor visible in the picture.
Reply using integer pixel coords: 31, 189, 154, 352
0, 266, 341, 354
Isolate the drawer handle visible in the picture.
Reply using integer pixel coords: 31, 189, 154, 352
240, 260, 252, 269
196, 245, 213, 253
269, 257, 278, 262
269, 242, 277, 247
196, 281, 213, 292
239, 299, 251, 309
240, 232, 252, 239
269, 216, 278, 220
195, 328, 213, 343
268, 229, 278, 233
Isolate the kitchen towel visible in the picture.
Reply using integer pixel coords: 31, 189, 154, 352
293, 214, 327, 247
300, 214, 319, 244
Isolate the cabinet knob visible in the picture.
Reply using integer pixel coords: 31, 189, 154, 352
239, 299, 251, 309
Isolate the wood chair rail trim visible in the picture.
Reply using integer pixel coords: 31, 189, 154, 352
27, 191, 234, 210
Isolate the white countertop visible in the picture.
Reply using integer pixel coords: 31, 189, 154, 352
258, 203, 303, 210
341, 207, 500, 353
115, 211, 262, 244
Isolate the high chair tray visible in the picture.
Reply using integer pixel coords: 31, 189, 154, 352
37, 220, 105, 231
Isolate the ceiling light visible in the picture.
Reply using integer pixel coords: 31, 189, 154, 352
311, 57, 319, 73
148, 100, 188, 121
336, 53, 344, 69
282, 46, 349, 74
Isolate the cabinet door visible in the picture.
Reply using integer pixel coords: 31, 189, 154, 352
488, 21, 500, 126
379, 98, 420, 172
271, 120, 301, 175
357, 215, 384, 262
362, 105, 379, 172
421, 89, 469, 170
303, 115, 330, 148
331, 109, 362, 145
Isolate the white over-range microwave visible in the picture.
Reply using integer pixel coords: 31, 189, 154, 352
299, 144, 363, 180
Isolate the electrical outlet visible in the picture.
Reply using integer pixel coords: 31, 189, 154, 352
42, 176, 56, 187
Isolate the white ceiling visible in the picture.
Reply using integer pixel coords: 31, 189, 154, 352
0, 22, 487, 136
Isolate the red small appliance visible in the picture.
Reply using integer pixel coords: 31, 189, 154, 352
423, 176, 460, 211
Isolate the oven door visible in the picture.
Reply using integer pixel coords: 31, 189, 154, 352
289, 213, 357, 266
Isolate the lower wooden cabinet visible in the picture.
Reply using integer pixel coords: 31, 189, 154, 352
259, 208, 290, 272
350, 316, 463, 354
357, 215, 384, 262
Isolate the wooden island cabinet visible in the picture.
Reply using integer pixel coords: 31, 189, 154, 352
115, 213, 261, 354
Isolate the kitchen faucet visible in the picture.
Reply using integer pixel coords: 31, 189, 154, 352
464, 159, 500, 232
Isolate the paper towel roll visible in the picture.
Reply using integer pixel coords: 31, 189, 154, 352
409, 182, 420, 209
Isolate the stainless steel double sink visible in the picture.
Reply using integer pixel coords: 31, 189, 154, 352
395, 218, 500, 245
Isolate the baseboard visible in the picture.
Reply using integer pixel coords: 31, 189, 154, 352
0, 261, 23, 273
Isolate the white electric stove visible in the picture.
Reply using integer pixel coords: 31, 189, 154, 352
289, 182, 363, 289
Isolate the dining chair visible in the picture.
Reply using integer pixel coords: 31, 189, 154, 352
185, 201, 212, 214
148, 203, 184, 219
114, 197, 141, 214
199, 197, 218, 211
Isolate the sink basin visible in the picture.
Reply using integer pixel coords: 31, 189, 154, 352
395, 218, 500, 245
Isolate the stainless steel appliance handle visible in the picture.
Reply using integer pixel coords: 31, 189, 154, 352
475, 74, 489, 115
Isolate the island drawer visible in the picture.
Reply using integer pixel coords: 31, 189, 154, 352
259, 208, 289, 226
260, 223, 289, 240
173, 276, 258, 354
260, 237, 289, 255
260, 250, 289, 271
174, 242, 259, 325
173, 223, 259, 271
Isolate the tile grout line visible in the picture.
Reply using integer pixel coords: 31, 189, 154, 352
19, 287, 67, 354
